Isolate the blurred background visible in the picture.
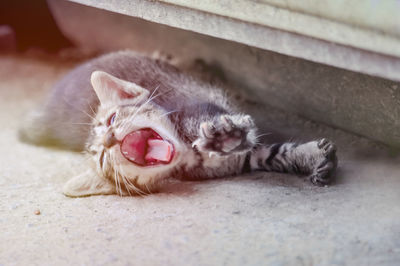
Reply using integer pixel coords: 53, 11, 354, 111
0, 0, 71, 53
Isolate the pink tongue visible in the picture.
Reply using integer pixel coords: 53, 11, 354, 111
145, 139, 173, 163
120, 129, 173, 166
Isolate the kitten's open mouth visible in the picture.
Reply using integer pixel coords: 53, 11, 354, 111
120, 128, 174, 166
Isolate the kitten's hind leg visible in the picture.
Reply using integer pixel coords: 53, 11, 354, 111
192, 114, 257, 156
249, 139, 338, 186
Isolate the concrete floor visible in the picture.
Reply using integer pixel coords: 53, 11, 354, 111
0, 53, 399, 266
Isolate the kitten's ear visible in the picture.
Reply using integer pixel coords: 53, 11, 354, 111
63, 169, 116, 197
90, 71, 149, 105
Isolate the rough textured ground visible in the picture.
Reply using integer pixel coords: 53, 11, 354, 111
0, 53, 399, 266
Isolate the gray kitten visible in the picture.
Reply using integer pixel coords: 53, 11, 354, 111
20, 51, 337, 197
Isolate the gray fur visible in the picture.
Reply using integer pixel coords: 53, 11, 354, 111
249, 139, 337, 186
19, 51, 338, 196
19, 51, 229, 150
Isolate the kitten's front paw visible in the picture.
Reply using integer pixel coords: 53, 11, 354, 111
192, 114, 256, 156
309, 138, 338, 186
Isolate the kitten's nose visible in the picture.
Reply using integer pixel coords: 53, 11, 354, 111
104, 131, 117, 148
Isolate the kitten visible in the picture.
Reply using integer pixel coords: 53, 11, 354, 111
19, 51, 338, 197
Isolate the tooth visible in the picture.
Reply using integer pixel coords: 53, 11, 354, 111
209, 152, 218, 158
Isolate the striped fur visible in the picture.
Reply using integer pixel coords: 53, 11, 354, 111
248, 139, 337, 185
20, 51, 338, 196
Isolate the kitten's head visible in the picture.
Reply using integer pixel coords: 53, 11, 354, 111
85, 71, 184, 195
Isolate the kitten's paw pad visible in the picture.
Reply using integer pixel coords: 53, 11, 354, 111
310, 139, 338, 186
317, 138, 337, 157
193, 114, 256, 155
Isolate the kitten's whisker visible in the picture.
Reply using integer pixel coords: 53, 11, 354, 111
117, 93, 159, 130
116, 165, 133, 195
123, 174, 146, 196
84, 98, 97, 117
113, 155, 124, 197
112, 167, 118, 195
148, 87, 174, 104
160, 110, 178, 118
140, 85, 172, 108
149, 84, 161, 99
113, 166, 119, 196
116, 164, 147, 196
116, 168, 132, 196
144, 182, 152, 194
118, 85, 174, 131
120, 176, 132, 196
110, 150, 123, 196
111, 151, 139, 196
255, 133, 271, 139
129, 85, 162, 119
117, 172, 123, 196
